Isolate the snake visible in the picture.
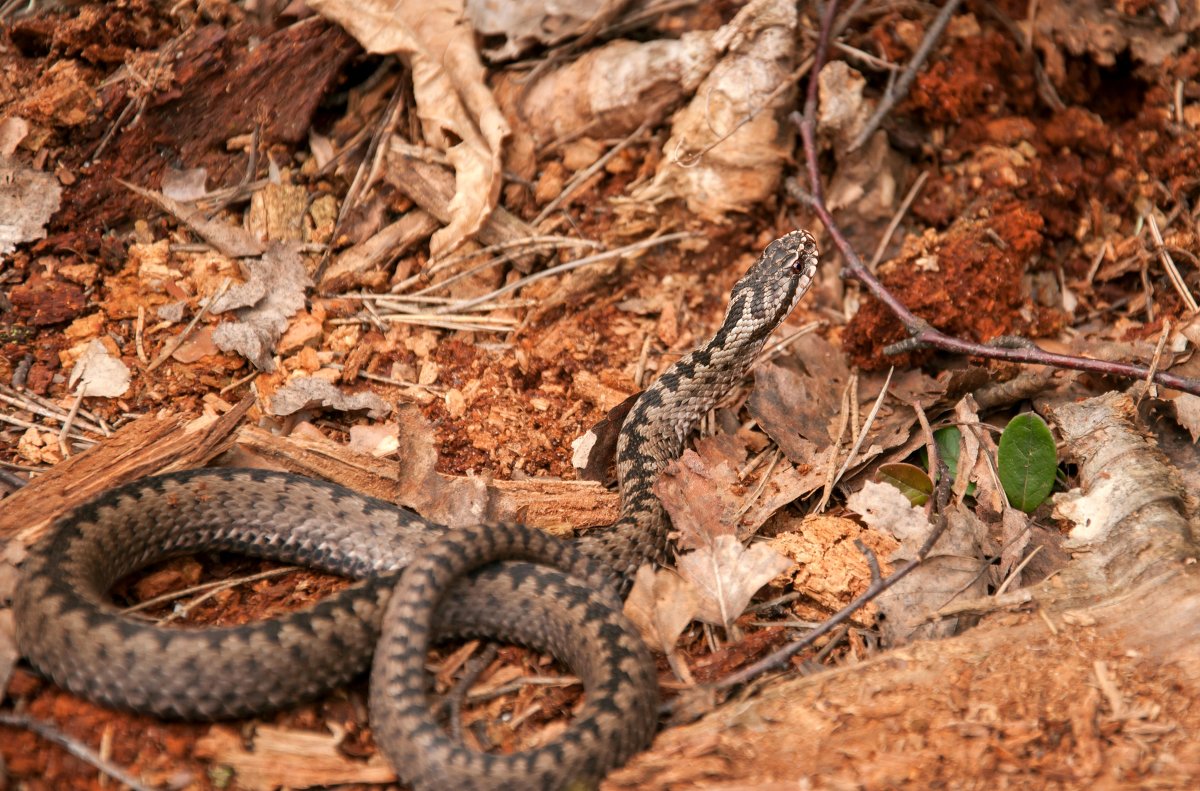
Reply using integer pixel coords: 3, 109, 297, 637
12, 229, 819, 790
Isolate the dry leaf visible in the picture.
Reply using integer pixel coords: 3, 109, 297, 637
819, 61, 906, 224
68, 339, 131, 398
749, 337, 850, 453
211, 242, 311, 371
872, 505, 990, 645
519, 33, 719, 144
467, 0, 627, 61
1172, 393, 1200, 442
655, 449, 740, 550
818, 60, 870, 145
269, 377, 391, 420
0, 161, 62, 254
656, 437, 811, 550
311, 0, 510, 256
624, 565, 699, 655
632, 0, 797, 219
845, 480, 931, 556
677, 535, 792, 631
952, 396, 984, 505
625, 564, 699, 684
997, 506, 1031, 584
571, 389, 638, 483
1035, 0, 1193, 86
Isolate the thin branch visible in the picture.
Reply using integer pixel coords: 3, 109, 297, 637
849, 0, 966, 152
0, 712, 156, 791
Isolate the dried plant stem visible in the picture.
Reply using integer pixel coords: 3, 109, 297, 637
0, 390, 104, 437
0, 411, 94, 444
1148, 214, 1198, 313
155, 567, 300, 625
57, 389, 85, 459
146, 278, 231, 372
817, 366, 894, 513
121, 566, 298, 616
534, 121, 650, 226
869, 170, 928, 269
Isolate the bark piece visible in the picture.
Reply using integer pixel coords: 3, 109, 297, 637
0, 396, 252, 545
62, 19, 357, 237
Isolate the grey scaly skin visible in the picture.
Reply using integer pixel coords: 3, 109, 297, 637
13, 230, 819, 790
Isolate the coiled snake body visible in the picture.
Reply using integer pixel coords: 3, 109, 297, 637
13, 230, 819, 790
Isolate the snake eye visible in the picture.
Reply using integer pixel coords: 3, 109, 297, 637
790, 257, 807, 274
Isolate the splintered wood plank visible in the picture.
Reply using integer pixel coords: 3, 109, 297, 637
0, 395, 252, 546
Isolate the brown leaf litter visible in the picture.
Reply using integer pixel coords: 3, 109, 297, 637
2, 1, 1200, 789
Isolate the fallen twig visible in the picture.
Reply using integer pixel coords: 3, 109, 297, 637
848, 0, 965, 152
0, 712, 157, 791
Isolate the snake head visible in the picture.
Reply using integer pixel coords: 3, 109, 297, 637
731, 230, 820, 329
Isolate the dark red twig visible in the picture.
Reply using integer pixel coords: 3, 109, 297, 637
794, 1, 1200, 397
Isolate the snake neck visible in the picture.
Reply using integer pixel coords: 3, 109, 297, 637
578, 295, 783, 587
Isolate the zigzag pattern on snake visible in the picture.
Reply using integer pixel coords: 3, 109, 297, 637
12, 229, 819, 790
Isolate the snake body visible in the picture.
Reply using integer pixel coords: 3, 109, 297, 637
13, 230, 819, 790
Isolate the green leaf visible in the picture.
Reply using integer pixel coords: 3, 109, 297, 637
997, 413, 1057, 512
920, 426, 975, 496
934, 426, 962, 478
876, 463, 934, 506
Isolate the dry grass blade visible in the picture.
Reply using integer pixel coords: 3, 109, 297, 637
816, 367, 893, 512
1148, 214, 1198, 313
433, 232, 696, 315
147, 278, 232, 372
